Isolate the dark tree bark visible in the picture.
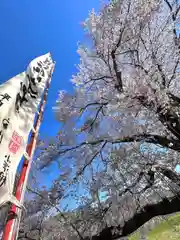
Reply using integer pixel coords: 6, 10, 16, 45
83, 165, 180, 240
86, 195, 180, 240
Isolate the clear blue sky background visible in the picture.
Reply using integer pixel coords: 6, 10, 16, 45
0, 0, 102, 137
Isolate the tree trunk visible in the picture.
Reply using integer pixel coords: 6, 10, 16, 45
88, 195, 180, 239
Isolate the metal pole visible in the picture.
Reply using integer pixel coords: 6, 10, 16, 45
3, 66, 54, 240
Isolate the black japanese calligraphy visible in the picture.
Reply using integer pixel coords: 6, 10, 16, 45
33, 66, 40, 73
0, 93, 11, 107
15, 58, 51, 112
15, 83, 28, 112
15, 74, 39, 112
0, 155, 11, 187
44, 58, 51, 70
0, 172, 6, 187
0, 118, 10, 144
0, 131, 3, 144
37, 76, 42, 82
26, 75, 38, 98
37, 62, 42, 68
2, 118, 10, 129
33, 62, 45, 77
3, 155, 10, 171
27, 75, 36, 85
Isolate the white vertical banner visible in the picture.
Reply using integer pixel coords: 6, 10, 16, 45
0, 53, 54, 207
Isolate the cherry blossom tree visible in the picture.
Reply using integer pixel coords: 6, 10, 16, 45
23, 0, 180, 239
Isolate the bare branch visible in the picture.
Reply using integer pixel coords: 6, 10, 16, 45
79, 102, 108, 115
75, 142, 107, 179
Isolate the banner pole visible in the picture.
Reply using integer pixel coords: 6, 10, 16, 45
3, 65, 54, 240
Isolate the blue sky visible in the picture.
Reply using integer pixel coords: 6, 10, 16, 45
0, 0, 102, 137
0, 0, 105, 208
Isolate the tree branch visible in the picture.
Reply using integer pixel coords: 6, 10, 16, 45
86, 76, 112, 83
79, 102, 108, 116
168, 92, 180, 105
154, 164, 180, 185
75, 142, 107, 179
164, 0, 179, 40
164, 0, 173, 11
111, 50, 123, 92
152, 51, 166, 87
110, 25, 126, 92
135, 91, 180, 140
157, 106, 180, 140
86, 195, 180, 239
57, 134, 180, 156
167, 59, 180, 87
27, 188, 84, 240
